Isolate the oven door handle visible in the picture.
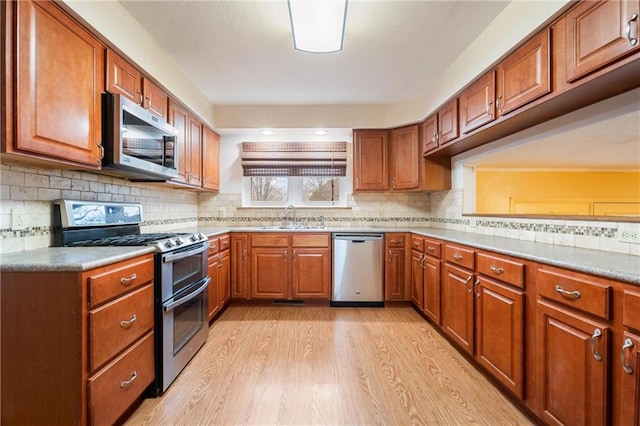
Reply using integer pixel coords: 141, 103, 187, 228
163, 276, 210, 312
162, 242, 209, 263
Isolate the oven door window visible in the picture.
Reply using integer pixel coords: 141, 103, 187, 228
172, 253, 206, 294
173, 291, 205, 356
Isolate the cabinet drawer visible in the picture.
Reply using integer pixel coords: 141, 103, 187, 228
445, 244, 475, 270
477, 252, 525, 289
89, 284, 154, 371
537, 266, 612, 320
251, 234, 288, 247
410, 235, 424, 252
219, 234, 230, 250
88, 255, 154, 307
623, 290, 640, 331
292, 233, 330, 248
386, 233, 406, 247
88, 331, 155, 426
208, 237, 219, 255
423, 238, 442, 259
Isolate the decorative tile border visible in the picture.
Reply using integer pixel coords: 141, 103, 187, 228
475, 220, 617, 238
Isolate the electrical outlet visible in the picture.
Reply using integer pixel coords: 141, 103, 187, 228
619, 224, 640, 244
11, 206, 26, 231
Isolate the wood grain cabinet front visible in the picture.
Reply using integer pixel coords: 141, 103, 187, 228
385, 233, 409, 301
1, 253, 155, 425
2, 0, 104, 169
207, 234, 231, 321
620, 290, 640, 425
353, 130, 389, 191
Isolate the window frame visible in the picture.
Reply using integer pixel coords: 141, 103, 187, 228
242, 175, 347, 208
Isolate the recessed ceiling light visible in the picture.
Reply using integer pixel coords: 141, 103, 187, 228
314, 130, 328, 135
260, 130, 275, 135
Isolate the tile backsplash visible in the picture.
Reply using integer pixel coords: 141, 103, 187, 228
1, 163, 638, 256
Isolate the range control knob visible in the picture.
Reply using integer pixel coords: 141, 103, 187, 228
164, 239, 175, 248
190, 234, 199, 242
198, 233, 207, 241
175, 237, 184, 245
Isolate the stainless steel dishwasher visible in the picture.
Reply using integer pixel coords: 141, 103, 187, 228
331, 233, 384, 307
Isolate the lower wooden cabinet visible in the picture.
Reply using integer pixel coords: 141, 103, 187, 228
442, 263, 475, 355
291, 247, 331, 298
385, 233, 409, 300
423, 255, 442, 324
231, 234, 250, 299
1, 253, 155, 425
411, 249, 425, 309
620, 290, 640, 425
536, 300, 609, 426
207, 234, 231, 321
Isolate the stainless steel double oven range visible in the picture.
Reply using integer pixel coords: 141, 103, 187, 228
53, 199, 209, 394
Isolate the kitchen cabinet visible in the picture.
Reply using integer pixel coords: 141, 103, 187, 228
207, 234, 230, 321
421, 99, 459, 154
106, 49, 169, 120
353, 130, 389, 191
459, 71, 496, 134
2, 0, 104, 169
390, 125, 421, 190
385, 233, 409, 301
1, 253, 155, 425
422, 238, 443, 324
410, 239, 425, 309
496, 29, 551, 116
442, 244, 476, 355
620, 290, 640, 425
250, 233, 331, 300
169, 99, 203, 187
565, 0, 640, 83
231, 234, 250, 299
536, 265, 613, 425
202, 125, 221, 191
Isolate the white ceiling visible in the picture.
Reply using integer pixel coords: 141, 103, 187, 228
118, 0, 639, 170
119, 0, 509, 105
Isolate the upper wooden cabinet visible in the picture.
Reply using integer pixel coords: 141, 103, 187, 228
422, 99, 459, 154
168, 99, 203, 187
353, 130, 389, 191
565, 0, 640, 82
2, 0, 104, 169
459, 71, 497, 134
202, 125, 221, 191
496, 29, 551, 116
106, 49, 168, 120
390, 125, 420, 190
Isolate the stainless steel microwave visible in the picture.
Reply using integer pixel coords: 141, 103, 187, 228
101, 93, 179, 181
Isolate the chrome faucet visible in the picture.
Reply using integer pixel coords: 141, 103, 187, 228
284, 204, 296, 228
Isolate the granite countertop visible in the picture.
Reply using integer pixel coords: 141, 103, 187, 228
1, 227, 638, 286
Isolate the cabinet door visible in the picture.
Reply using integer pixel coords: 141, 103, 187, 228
410, 250, 424, 309
476, 277, 524, 398
390, 125, 420, 190
497, 29, 551, 116
421, 114, 439, 154
423, 256, 442, 325
459, 71, 496, 134
620, 331, 640, 425
385, 247, 406, 300
566, 0, 640, 82
251, 248, 288, 299
106, 50, 142, 104
187, 115, 203, 187
231, 234, 250, 299
207, 255, 220, 321
536, 300, 609, 426
14, 0, 103, 168
442, 264, 474, 355
437, 98, 459, 146
143, 79, 168, 120
218, 249, 231, 306
168, 99, 190, 184
291, 248, 330, 299
202, 126, 221, 191
353, 130, 389, 191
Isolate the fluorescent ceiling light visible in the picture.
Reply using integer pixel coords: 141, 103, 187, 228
288, 0, 347, 53
314, 129, 328, 135
260, 130, 275, 135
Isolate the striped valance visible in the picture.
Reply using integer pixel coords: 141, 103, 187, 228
241, 141, 347, 177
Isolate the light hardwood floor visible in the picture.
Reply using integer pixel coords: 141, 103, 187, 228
125, 305, 533, 425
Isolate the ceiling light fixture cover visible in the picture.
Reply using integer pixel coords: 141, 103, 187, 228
314, 130, 328, 135
288, 0, 347, 53
260, 130, 275, 135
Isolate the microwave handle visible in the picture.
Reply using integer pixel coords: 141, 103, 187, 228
163, 277, 210, 312
163, 135, 176, 168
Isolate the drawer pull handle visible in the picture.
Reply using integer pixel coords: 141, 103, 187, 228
120, 370, 138, 389
591, 328, 603, 361
120, 314, 137, 329
465, 275, 472, 293
218, 254, 224, 268
489, 265, 504, 275
120, 273, 137, 286
474, 278, 481, 298
554, 285, 581, 299
453, 254, 463, 261
427, 246, 435, 252
622, 338, 635, 374
391, 239, 402, 244
626, 13, 638, 46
